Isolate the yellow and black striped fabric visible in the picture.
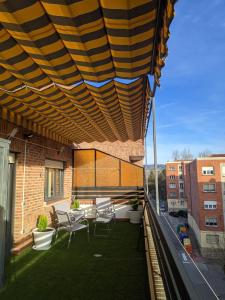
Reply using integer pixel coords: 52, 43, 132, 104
0, 0, 175, 144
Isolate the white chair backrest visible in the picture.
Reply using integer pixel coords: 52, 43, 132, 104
55, 210, 70, 225
96, 197, 111, 211
53, 200, 70, 213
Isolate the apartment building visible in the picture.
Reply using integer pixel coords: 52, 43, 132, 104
187, 155, 225, 258
166, 161, 191, 212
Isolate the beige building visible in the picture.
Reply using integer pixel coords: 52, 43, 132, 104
166, 161, 191, 212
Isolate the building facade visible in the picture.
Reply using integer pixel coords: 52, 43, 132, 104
166, 161, 190, 212
0, 119, 144, 252
187, 156, 225, 258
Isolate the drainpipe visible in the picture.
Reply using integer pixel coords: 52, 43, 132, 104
21, 141, 27, 234
152, 96, 160, 215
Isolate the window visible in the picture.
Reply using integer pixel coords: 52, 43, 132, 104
169, 192, 177, 198
222, 166, 225, 177
45, 160, 64, 201
179, 183, 184, 189
179, 175, 183, 180
169, 175, 175, 180
179, 165, 183, 171
204, 201, 217, 210
203, 183, 216, 192
180, 199, 184, 205
202, 166, 214, 175
180, 192, 184, 198
169, 183, 176, 189
169, 166, 176, 171
205, 217, 217, 226
206, 234, 219, 244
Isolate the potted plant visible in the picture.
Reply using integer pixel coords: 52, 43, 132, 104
32, 215, 55, 250
71, 198, 80, 210
128, 197, 142, 224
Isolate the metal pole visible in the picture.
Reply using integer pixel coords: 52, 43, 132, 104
152, 96, 160, 215
144, 137, 149, 195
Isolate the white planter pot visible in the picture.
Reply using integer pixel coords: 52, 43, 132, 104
128, 210, 142, 224
32, 227, 55, 250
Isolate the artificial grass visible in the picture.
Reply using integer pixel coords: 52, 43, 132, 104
0, 222, 150, 300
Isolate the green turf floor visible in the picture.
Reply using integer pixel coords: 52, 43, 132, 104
0, 222, 150, 300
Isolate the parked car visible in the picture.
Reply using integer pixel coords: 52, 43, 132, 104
169, 211, 179, 217
177, 210, 187, 218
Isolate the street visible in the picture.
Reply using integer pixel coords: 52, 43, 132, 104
163, 212, 225, 300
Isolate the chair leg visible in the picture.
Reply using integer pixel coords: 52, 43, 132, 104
87, 225, 90, 242
68, 231, 72, 248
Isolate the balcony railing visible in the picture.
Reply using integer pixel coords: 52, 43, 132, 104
143, 190, 218, 300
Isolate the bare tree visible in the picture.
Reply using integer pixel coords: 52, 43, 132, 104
198, 149, 212, 157
172, 150, 180, 161
180, 148, 193, 160
172, 148, 193, 161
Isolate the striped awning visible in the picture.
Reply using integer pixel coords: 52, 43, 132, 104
0, 0, 175, 144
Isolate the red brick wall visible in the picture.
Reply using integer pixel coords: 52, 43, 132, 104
166, 162, 179, 199
0, 120, 72, 243
78, 139, 144, 166
196, 159, 225, 231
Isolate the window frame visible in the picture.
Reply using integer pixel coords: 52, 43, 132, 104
44, 163, 64, 202
202, 166, 214, 176
203, 183, 216, 192
169, 183, 176, 189
169, 175, 175, 180
206, 234, 219, 244
204, 201, 217, 210
205, 216, 218, 227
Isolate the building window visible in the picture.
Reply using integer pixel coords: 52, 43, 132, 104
169, 175, 175, 180
179, 175, 183, 180
205, 217, 217, 226
169, 183, 176, 189
203, 183, 216, 192
180, 192, 184, 198
45, 160, 64, 201
180, 199, 184, 205
221, 166, 225, 177
169, 192, 177, 198
169, 166, 176, 171
206, 234, 219, 244
179, 183, 184, 189
204, 201, 217, 210
179, 165, 183, 171
202, 166, 214, 175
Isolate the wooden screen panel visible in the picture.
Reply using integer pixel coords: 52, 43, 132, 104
73, 150, 95, 187
121, 161, 143, 187
96, 151, 119, 186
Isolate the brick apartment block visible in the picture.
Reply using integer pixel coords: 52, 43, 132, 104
166, 156, 225, 258
166, 160, 191, 212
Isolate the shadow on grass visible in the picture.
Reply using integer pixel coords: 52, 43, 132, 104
1, 222, 150, 300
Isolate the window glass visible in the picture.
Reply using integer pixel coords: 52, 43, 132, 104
169, 183, 176, 189
202, 167, 214, 175
203, 183, 215, 192
204, 200, 217, 209
205, 217, 217, 226
206, 234, 219, 244
45, 161, 64, 201
222, 166, 225, 177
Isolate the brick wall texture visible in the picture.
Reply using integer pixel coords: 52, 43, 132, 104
0, 120, 72, 244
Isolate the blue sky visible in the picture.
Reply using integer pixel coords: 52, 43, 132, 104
146, 0, 225, 164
